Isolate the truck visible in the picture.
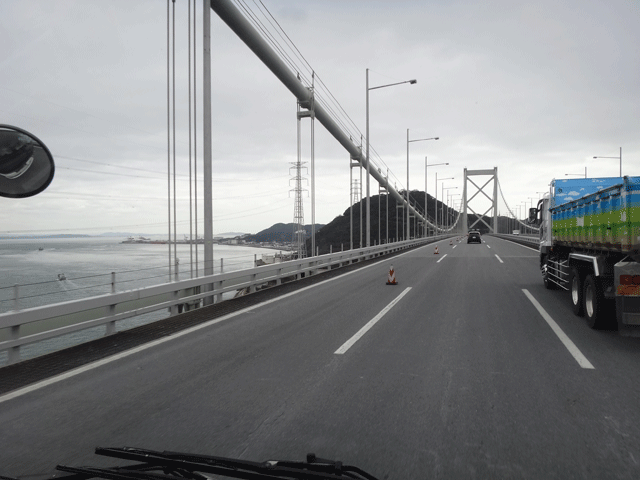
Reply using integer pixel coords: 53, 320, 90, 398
529, 176, 640, 334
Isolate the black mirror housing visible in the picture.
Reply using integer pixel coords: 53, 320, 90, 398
0, 125, 55, 198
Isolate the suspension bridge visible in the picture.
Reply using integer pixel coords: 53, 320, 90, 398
2, 1, 639, 479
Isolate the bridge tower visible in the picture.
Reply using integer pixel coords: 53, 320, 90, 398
462, 167, 498, 233
292, 76, 315, 258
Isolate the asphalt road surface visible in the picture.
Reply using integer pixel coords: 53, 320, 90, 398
2, 236, 640, 479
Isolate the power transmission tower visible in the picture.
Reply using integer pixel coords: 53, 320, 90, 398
290, 95, 311, 259
350, 173, 361, 249
290, 158, 307, 259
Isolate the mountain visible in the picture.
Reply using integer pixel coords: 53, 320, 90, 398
242, 223, 325, 244
304, 190, 522, 255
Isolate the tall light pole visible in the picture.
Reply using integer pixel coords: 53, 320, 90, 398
435, 174, 454, 234
565, 169, 587, 178
366, 69, 416, 247
443, 186, 458, 232
407, 130, 438, 241
425, 157, 448, 236
594, 147, 622, 176
450, 193, 460, 232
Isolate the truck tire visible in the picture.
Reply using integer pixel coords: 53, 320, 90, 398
583, 274, 604, 329
569, 267, 583, 316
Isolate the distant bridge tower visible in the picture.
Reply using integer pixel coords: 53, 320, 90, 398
462, 167, 498, 233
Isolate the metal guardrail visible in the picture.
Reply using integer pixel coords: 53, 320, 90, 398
0, 235, 453, 365
490, 233, 540, 248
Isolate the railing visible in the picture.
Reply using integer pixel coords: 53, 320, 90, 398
0, 235, 453, 365
490, 233, 539, 248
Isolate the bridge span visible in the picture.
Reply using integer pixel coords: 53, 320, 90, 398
2, 235, 640, 479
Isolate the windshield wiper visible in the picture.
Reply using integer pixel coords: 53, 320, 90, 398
50, 447, 380, 480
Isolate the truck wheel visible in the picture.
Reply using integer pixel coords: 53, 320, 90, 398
583, 274, 604, 329
569, 267, 583, 316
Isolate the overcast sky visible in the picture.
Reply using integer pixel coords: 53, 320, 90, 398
1, 0, 638, 236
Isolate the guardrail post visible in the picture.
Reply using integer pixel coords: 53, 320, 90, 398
106, 272, 116, 336
254, 253, 257, 267
14, 284, 19, 311
220, 258, 224, 274
330, 245, 332, 254
276, 267, 282, 286
215, 281, 223, 303
250, 273, 257, 293
8, 325, 20, 365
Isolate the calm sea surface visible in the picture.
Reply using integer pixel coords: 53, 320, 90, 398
0, 236, 281, 363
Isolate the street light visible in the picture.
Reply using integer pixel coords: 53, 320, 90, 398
593, 147, 622, 176
449, 193, 460, 232
435, 174, 454, 233
366, 69, 416, 247
443, 186, 458, 232
565, 168, 587, 178
407, 130, 438, 241
425, 157, 448, 236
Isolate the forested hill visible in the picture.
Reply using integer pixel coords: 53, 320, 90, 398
303, 190, 517, 255
306, 190, 447, 255
242, 223, 323, 243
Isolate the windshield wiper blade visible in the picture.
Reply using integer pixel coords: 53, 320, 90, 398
53, 447, 380, 480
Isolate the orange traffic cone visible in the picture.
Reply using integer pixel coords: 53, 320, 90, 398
434, 245, 439, 254
386, 265, 397, 285
449, 239, 453, 245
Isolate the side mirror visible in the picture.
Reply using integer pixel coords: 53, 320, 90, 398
0, 125, 55, 198
528, 207, 538, 224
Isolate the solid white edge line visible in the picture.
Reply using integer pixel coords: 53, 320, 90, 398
1, 241, 441, 403
522, 289, 594, 369
437, 254, 448, 263
495, 254, 504, 263
335, 287, 412, 354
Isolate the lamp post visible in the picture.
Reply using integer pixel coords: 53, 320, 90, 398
425, 157, 448, 236
452, 199, 462, 234
366, 69, 416, 247
406, 130, 438, 241
450, 193, 460, 232
593, 147, 622, 176
435, 174, 454, 234
565, 168, 586, 178
443, 186, 458, 232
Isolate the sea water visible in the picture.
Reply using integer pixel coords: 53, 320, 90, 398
0, 236, 281, 363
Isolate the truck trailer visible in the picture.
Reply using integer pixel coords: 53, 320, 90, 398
529, 176, 640, 334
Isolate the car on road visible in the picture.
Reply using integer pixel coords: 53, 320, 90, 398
467, 231, 482, 244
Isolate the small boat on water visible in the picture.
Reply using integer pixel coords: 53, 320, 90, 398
57, 273, 66, 281
38, 247, 44, 251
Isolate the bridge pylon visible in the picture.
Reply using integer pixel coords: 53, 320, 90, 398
462, 167, 498, 233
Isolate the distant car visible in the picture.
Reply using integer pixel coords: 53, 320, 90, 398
467, 231, 481, 244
